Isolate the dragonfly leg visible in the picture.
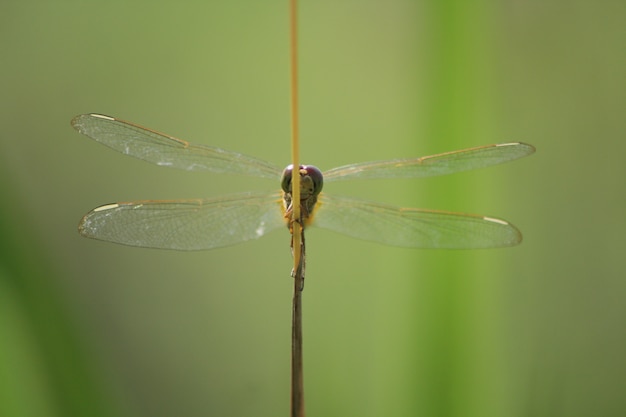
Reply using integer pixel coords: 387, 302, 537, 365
291, 252, 305, 291
290, 225, 306, 291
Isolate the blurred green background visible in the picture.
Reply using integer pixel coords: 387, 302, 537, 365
1, 1, 624, 416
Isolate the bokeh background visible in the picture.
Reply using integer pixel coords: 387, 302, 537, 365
1, 1, 624, 416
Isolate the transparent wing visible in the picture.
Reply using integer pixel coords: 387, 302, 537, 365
71, 114, 282, 179
323, 142, 535, 182
312, 194, 522, 249
78, 191, 287, 250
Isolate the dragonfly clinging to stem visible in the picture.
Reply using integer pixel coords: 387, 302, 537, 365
72, 113, 534, 255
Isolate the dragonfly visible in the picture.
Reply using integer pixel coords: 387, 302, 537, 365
72, 113, 535, 252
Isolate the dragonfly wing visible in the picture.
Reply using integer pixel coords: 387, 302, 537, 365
313, 194, 522, 249
323, 142, 535, 182
71, 114, 282, 180
79, 191, 287, 250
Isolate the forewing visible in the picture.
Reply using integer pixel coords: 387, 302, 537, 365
71, 114, 282, 179
323, 142, 535, 182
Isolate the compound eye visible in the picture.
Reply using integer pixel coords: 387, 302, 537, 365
302, 165, 324, 195
280, 164, 294, 192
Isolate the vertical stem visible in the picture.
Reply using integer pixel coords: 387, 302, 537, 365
289, 0, 304, 416
291, 236, 305, 417
290, 0, 301, 230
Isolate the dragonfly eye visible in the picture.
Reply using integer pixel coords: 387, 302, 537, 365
281, 165, 295, 193
301, 165, 323, 196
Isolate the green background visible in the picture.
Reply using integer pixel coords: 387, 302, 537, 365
1, 1, 624, 416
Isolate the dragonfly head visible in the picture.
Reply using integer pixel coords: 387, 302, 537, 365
281, 165, 324, 221
281, 164, 324, 198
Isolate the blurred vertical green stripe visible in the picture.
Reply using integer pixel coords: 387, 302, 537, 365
0, 174, 120, 417
412, 1, 498, 417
